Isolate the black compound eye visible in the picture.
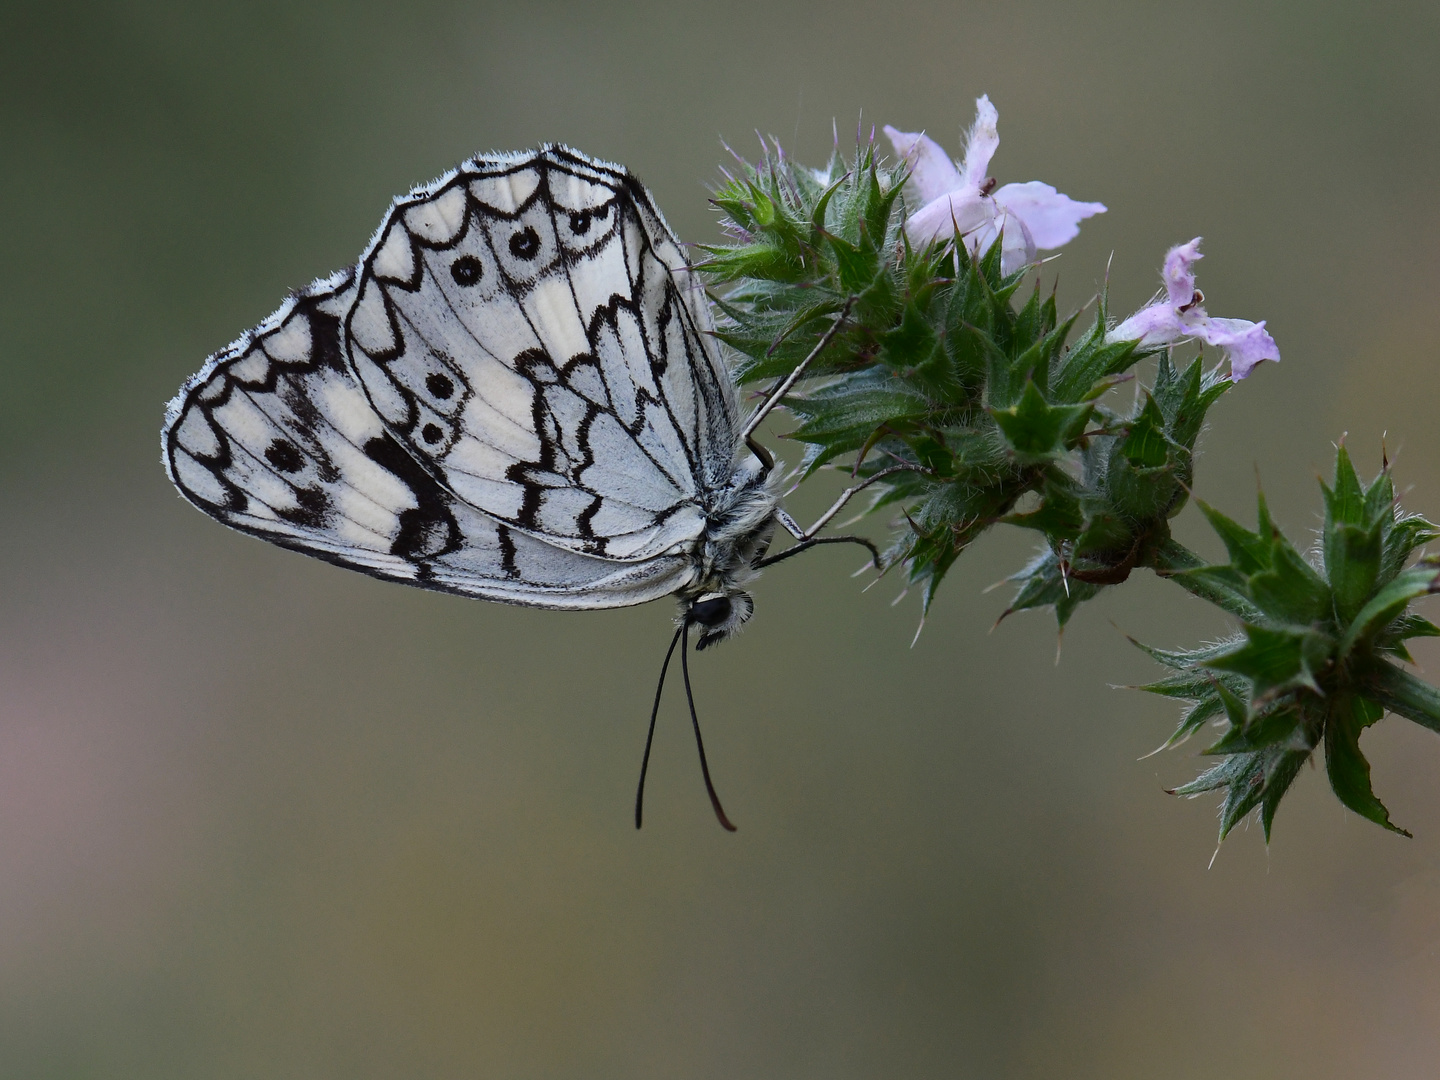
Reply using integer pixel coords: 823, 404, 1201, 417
569, 211, 591, 235
265, 438, 303, 473
450, 255, 483, 286
509, 226, 540, 259
689, 596, 732, 627
421, 423, 444, 445
425, 372, 454, 399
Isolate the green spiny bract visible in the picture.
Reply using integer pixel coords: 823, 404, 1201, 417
999, 353, 1231, 627
700, 137, 1229, 623
1135, 446, 1440, 841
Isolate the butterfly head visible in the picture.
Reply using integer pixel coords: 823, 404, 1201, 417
686, 590, 755, 651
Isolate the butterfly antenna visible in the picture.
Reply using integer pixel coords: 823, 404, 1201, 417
680, 620, 738, 832
635, 624, 685, 829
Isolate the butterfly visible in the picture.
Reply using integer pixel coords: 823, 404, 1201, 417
162, 146, 884, 829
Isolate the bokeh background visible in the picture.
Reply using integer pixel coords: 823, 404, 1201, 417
4, 1, 1440, 1076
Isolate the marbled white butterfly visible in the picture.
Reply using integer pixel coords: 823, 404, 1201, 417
162, 146, 881, 828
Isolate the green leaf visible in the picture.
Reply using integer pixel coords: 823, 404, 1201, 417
1336, 558, 1440, 659
1148, 539, 1265, 621
1000, 474, 1085, 539
990, 380, 1092, 461
1323, 446, 1385, 623
809, 173, 848, 234
1364, 460, 1394, 510
762, 299, 847, 361
1194, 498, 1271, 576
747, 183, 776, 227
1163, 566, 1266, 622
877, 300, 943, 374
1133, 672, 1227, 702
1324, 444, 1367, 528
785, 377, 931, 443
1162, 357, 1231, 452
1382, 513, 1440, 583
825, 233, 881, 294
1172, 754, 1267, 839
1377, 613, 1440, 661
1247, 541, 1331, 626
1259, 749, 1310, 840
1159, 697, 1227, 751
1128, 634, 1242, 673
1172, 744, 1314, 842
1358, 658, 1440, 734
861, 165, 903, 244
1204, 623, 1331, 699
1002, 549, 1101, 628
1205, 702, 1304, 755
1324, 694, 1410, 836
1012, 284, 1044, 353
1327, 521, 1384, 626
1050, 323, 1138, 402
697, 242, 804, 283
1105, 465, 1180, 527
1151, 352, 1187, 422
1118, 394, 1171, 468
1212, 676, 1250, 726
1000, 337, 1050, 405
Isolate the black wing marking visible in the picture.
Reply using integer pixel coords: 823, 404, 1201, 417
344, 146, 741, 564
162, 268, 694, 608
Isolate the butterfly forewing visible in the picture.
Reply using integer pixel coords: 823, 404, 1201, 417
345, 148, 739, 566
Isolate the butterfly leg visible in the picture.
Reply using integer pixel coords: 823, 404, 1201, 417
754, 533, 882, 570
774, 507, 807, 540
739, 298, 855, 445
757, 463, 928, 570
797, 463, 927, 539
746, 436, 776, 475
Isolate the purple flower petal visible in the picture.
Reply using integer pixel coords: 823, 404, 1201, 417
993, 181, 1107, 251
1107, 239, 1280, 380
1108, 304, 1185, 348
990, 209, 1037, 276
960, 95, 999, 191
1194, 317, 1280, 380
1162, 237, 1204, 308
903, 190, 989, 248
886, 95, 1104, 272
967, 205, 1036, 275
882, 126, 963, 205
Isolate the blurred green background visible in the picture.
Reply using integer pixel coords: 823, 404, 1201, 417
3, 1, 1440, 1076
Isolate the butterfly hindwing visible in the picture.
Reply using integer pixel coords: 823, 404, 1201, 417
162, 267, 694, 608
344, 147, 740, 565
164, 271, 420, 573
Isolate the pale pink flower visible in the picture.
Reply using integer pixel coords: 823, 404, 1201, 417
883, 96, 1106, 275
1107, 238, 1280, 380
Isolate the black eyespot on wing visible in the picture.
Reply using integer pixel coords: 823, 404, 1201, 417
689, 596, 732, 627
450, 255, 483, 286
509, 227, 540, 259
425, 372, 455, 399
569, 211, 591, 235
265, 438, 304, 473
421, 423, 444, 445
